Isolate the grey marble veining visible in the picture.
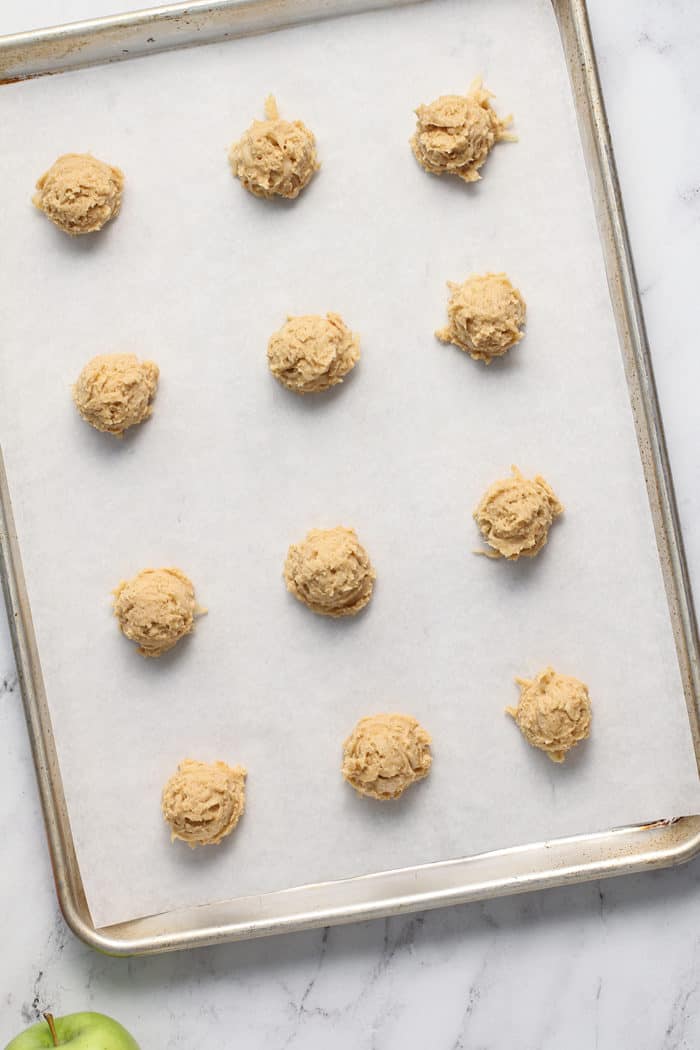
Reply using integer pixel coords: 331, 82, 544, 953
2, 2, 700, 1047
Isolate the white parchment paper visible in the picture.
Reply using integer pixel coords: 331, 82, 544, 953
2, 0, 699, 930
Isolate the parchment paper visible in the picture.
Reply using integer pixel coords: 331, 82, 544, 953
2, 0, 699, 930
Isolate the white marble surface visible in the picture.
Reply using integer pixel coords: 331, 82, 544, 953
1, 2, 699, 1046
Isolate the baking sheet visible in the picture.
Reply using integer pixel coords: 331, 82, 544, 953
1, 0, 699, 931
1, 1, 142, 36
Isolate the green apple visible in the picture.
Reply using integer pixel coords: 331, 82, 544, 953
5, 1013, 139, 1050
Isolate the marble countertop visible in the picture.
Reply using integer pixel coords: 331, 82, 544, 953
2, 2, 699, 1047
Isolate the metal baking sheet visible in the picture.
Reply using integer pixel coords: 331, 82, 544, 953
1, 0, 699, 953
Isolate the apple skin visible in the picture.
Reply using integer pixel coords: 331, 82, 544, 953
4, 1012, 139, 1050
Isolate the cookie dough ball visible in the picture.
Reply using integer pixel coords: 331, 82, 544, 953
162, 759, 247, 847
474, 466, 563, 560
342, 714, 432, 800
436, 273, 526, 363
228, 95, 319, 200
284, 526, 375, 618
33, 153, 124, 235
507, 668, 592, 763
113, 567, 198, 658
410, 78, 514, 184
72, 353, 159, 437
267, 313, 360, 394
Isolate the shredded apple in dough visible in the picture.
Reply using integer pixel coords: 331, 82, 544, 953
33, 153, 124, 235
113, 567, 201, 658
436, 273, 526, 363
284, 526, 375, 617
162, 759, 247, 846
342, 713, 432, 800
73, 353, 159, 437
507, 668, 592, 763
411, 78, 514, 184
474, 466, 563, 560
229, 95, 319, 200
267, 313, 360, 393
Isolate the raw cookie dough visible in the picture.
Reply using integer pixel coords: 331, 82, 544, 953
33, 153, 124, 235
436, 273, 526, 363
162, 759, 247, 847
507, 667, 592, 763
284, 526, 375, 617
228, 95, 319, 200
410, 78, 514, 184
342, 713, 432, 800
474, 466, 563, 560
267, 313, 360, 393
73, 353, 159, 437
113, 567, 199, 658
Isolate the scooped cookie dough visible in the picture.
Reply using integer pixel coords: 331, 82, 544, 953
342, 713, 432, 800
284, 526, 375, 618
33, 153, 124, 235
474, 466, 563, 560
228, 95, 319, 200
113, 567, 200, 658
72, 353, 159, 437
507, 667, 592, 763
267, 313, 360, 394
162, 759, 247, 847
436, 273, 526, 363
411, 78, 514, 184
